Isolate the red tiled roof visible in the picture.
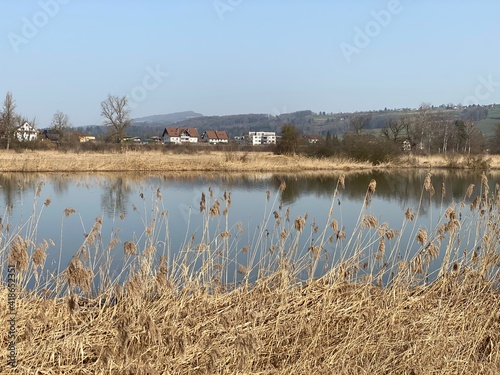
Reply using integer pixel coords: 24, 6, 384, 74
164, 128, 181, 137
163, 127, 199, 138
215, 131, 228, 140
204, 130, 217, 139
185, 128, 199, 137
203, 130, 228, 140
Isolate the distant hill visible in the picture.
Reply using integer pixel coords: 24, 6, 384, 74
131, 111, 203, 125
75, 110, 315, 139
74, 105, 500, 140
476, 105, 500, 137
169, 111, 314, 139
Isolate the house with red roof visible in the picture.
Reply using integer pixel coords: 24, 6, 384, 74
201, 130, 229, 144
162, 127, 199, 144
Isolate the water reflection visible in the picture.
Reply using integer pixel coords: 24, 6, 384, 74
273, 169, 497, 214
1, 170, 499, 289
1, 170, 497, 213
100, 177, 132, 216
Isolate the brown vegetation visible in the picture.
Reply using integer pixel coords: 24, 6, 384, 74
1, 174, 500, 374
0, 149, 499, 173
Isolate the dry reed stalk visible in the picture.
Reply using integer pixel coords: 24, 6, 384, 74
64, 207, 76, 217
3, 169, 500, 374
2, 261, 499, 374
32, 240, 49, 268
338, 174, 345, 189
8, 235, 30, 271
362, 215, 378, 228
294, 216, 306, 233
405, 208, 415, 221
465, 184, 475, 198
65, 257, 94, 293
124, 241, 137, 255
368, 179, 376, 194
210, 199, 220, 217
416, 228, 428, 245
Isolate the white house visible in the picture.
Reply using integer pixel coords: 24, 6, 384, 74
304, 134, 323, 144
248, 131, 276, 145
79, 135, 96, 143
162, 128, 199, 144
16, 122, 37, 142
201, 130, 229, 144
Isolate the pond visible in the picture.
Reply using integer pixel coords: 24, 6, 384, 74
0, 169, 498, 293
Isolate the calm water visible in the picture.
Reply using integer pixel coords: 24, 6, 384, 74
0, 170, 497, 290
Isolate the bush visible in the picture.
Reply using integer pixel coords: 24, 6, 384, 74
445, 153, 491, 170
341, 133, 401, 165
275, 124, 300, 155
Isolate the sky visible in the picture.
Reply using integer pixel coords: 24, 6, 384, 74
1, 0, 500, 127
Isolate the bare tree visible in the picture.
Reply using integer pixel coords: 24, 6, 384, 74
419, 102, 432, 111
463, 119, 484, 154
50, 110, 72, 143
433, 112, 454, 154
349, 114, 371, 135
381, 118, 407, 143
462, 119, 474, 154
415, 104, 433, 153
100, 95, 131, 143
1, 92, 18, 150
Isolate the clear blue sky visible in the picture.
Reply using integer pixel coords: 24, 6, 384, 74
1, 0, 500, 127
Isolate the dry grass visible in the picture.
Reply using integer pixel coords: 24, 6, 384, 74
2, 149, 499, 173
1, 174, 500, 374
0, 150, 372, 172
0, 150, 500, 172
1, 270, 498, 374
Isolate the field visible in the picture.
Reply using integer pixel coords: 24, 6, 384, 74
0, 172, 499, 373
477, 106, 500, 137
1, 149, 500, 172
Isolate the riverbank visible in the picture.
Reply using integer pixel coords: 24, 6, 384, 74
1, 170, 499, 373
0, 150, 497, 172
1, 272, 498, 374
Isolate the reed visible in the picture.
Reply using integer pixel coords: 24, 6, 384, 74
0, 174, 499, 374
0, 149, 498, 173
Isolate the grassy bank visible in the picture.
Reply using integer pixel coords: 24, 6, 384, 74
0, 149, 498, 172
1, 172, 499, 374
1, 267, 498, 374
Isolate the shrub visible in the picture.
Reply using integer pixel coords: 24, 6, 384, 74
341, 133, 401, 165
445, 153, 491, 170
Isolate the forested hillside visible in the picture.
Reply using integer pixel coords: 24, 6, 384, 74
75, 104, 499, 141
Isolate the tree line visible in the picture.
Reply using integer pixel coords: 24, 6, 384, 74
0, 92, 131, 149
277, 106, 500, 164
2, 91, 499, 158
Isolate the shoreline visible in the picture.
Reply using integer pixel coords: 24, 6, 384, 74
0, 150, 497, 172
